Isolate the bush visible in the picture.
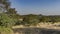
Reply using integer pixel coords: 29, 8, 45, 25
0, 13, 16, 28
0, 26, 13, 34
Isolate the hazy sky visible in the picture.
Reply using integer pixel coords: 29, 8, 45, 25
10, 0, 60, 15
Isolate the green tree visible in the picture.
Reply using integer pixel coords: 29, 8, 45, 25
0, 0, 10, 10
6, 8, 17, 14
0, 0, 17, 34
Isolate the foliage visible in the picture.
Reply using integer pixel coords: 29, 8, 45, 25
6, 8, 17, 14
0, 26, 13, 34
23, 14, 40, 26
0, 13, 15, 28
0, 0, 20, 34
0, 0, 11, 9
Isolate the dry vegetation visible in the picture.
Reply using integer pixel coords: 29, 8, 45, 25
12, 22, 60, 30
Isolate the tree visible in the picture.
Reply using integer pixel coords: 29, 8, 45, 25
0, 0, 17, 34
0, 0, 10, 10
6, 8, 17, 14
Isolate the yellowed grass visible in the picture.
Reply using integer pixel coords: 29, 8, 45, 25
12, 22, 60, 30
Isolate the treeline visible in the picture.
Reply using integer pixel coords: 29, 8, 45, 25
15, 14, 60, 26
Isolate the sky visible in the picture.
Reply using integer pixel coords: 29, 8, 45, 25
9, 0, 60, 15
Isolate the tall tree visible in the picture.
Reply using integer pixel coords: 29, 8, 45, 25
6, 8, 17, 14
0, 0, 10, 10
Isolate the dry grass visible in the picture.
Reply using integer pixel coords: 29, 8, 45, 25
36, 22, 60, 30
12, 22, 60, 30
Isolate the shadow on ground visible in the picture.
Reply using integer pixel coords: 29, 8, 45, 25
13, 28, 60, 34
